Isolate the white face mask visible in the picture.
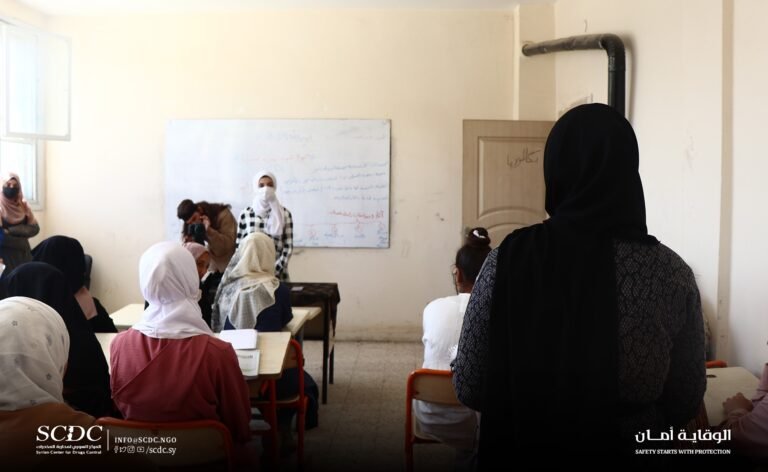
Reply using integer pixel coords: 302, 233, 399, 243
257, 185, 275, 203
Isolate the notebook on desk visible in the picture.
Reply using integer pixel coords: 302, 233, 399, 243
235, 349, 260, 377
216, 329, 258, 349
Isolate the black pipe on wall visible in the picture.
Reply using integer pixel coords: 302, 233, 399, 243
521, 34, 626, 116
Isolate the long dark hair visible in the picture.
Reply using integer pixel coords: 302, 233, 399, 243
455, 227, 491, 283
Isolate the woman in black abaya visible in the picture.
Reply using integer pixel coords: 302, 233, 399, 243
452, 104, 706, 466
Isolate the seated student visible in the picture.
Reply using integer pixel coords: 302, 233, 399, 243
213, 232, 318, 450
0, 297, 96, 467
415, 228, 489, 465
183, 242, 217, 327
110, 241, 251, 455
723, 362, 768, 461
212, 232, 292, 333
32, 235, 117, 333
2, 263, 113, 417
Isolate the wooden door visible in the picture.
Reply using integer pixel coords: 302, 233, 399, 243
463, 120, 554, 246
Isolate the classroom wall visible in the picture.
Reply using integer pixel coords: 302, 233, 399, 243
729, 0, 768, 374
0, 0, 45, 27
41, 9, 516, 340
554, 0, 726, 355
553, 0, 768, 374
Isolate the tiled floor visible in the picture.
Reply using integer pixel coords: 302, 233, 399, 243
277, 340, 458, 471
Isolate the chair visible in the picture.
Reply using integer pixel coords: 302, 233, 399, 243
250, 338, 308, 468
405, 368, 463, 472
95, 417, 233, 471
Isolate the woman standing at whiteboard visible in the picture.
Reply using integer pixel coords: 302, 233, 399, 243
236, 171, 293, 281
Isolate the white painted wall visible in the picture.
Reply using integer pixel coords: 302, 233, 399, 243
729, 0, 768, 374
552, 0, 768, 374
553, 0, 726, 358
0, 0, 45, 26
37, 9, 516, 340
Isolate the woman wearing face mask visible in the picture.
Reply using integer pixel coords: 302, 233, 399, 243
235, 171, 293, 281
415, 227, 490, 467
0, 172, 39, 275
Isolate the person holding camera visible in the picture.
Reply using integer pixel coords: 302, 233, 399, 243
177, 199, 237, 274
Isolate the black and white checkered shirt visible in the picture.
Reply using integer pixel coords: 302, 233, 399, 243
236, 206, 293, 281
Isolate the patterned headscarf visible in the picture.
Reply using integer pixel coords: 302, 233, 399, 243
212, 232, 279, 332
0, 297, 69, 411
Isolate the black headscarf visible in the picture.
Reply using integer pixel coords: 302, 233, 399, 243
31, 235, 86, 295
2, 262, 112, 417
479, 104, 658, 466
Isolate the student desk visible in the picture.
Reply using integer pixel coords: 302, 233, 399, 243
111, 303, 321, 337
705, 367, 760, 426
95, 331, 291, 379
285, 282, 340, 404
285, 306, 322, 338
110, 303, 144, 331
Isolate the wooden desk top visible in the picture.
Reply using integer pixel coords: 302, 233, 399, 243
112, 304, 323, 334
705, 367, 759, 426
285, 306, 322, 336
95, 331, 290, 381
110, 303, 144, 331
252, 332, 291, 379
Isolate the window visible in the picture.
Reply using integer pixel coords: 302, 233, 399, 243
0, 137, 42, 207
0, 18, 70, 208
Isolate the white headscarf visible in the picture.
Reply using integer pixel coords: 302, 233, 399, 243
0, 297, 69, 411
132, 241, 213, 339
212, 232, 280, 332
252, 170, 285, 238
182, 241, 208, 261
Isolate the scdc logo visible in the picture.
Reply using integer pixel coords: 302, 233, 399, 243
36, 425, 104, 442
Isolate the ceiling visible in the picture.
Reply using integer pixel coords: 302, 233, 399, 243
17, 0, 553, 16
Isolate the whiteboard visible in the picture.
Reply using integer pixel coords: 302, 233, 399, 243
164, 119, 390, 248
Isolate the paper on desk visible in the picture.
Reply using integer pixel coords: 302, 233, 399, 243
236, 350, 260, 377
217, 329, 258, 349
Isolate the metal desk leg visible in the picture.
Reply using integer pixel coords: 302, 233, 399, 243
321, 305, 330, 404
329, 345, 335, 384
327, 299, 335, 386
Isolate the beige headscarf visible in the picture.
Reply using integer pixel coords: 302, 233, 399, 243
212, 232, 280, 332
0, 172, 35, 226
0, 297, 69, 411
132, 242, 213, 339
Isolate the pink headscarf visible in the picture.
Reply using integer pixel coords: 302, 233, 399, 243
0, 172, 35, 225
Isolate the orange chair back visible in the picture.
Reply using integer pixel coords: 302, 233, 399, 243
95, 417, 233, 471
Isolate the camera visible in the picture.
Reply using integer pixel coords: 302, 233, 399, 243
187, 223, 206, 244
